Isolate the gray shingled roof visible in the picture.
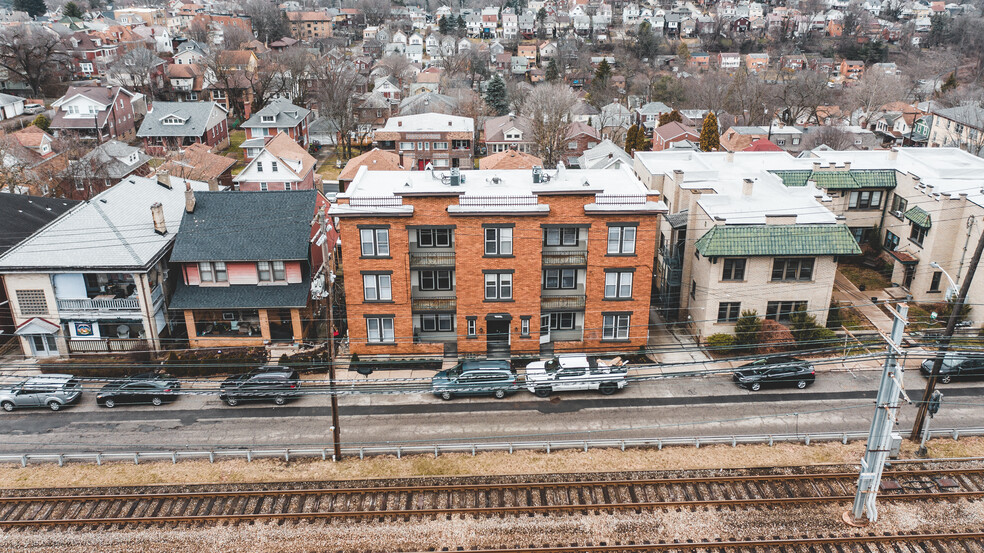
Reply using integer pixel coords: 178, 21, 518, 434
137, 102, 221, 138
168, 275, 311, 310
170, 190, 316, 262
0, 195, 80, 255
241, 99, 311, 129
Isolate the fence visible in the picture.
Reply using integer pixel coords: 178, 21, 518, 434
593, 194, 648, 205
458, 195, 538, 207
349, 196, 404, 207
3, 427, 981, 466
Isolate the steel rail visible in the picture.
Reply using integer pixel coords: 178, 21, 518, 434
2, 490, 982, 527
3, 467, 982, 504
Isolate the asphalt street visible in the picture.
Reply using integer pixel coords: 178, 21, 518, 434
0, 367, 982, 454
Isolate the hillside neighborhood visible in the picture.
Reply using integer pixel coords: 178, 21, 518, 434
0, 0, 984, 363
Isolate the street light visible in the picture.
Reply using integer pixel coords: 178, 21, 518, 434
928, 261, 958, 302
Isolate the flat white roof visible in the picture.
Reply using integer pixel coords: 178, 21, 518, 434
380, 113, 475, 133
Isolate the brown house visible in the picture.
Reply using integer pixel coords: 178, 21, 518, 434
374, 113, 475, 170
158, 142, 237, 191
652, 121, 700, 151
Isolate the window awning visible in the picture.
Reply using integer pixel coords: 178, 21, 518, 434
14, 318, 60, 335
889, 250, 919, 265
904, 206, 932, 228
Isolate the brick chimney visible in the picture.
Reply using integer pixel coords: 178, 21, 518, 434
184, 182, 196, 213
156, 169, 171, 189
150, 202, 167, 235
742, 178, 754, 197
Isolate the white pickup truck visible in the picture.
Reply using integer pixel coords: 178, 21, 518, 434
524, 355, 628, 397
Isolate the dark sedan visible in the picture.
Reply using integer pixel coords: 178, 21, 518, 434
732, 356, 815, 391
219, 369, 301, 406
920, 354, 984, 383
96, 379, 181, 408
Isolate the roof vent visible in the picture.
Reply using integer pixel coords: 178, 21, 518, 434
449, 167, 461, 186
532, 165, 543, 183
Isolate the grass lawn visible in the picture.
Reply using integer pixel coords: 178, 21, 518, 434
838, 306, 875, 331
839, 264, 891, 291
316, 148, 344, 181
220, 130, 247, 172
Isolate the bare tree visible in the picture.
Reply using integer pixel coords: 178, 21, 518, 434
186, 19, 211, 44
523, 82, 578, 166
847, 71, 904, 126
376, 53, 415, 89
0, 25, 70, 97
447, 87, 489, 156
201, 50, 251, 122
505, 79, 533, 116
242, 0, 288, 43
688, 70, 732, 112
309, 57, 362, 158
725, 68, 773, 125
361, 0, 392, 26
803, 126, 858, 150
106, 47, 164, 99
221, 24, 255, 50
771, 70, 832, 125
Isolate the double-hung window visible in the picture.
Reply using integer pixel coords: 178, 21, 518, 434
604, 271, 633, 298
199, 262, 227, 283
271, 161, 279, 173
910, 224, 928, 245
256, 161, 263, 172
360, 227, 390, 257
722, 258, 746, 281
543, 227, 578, 246
420, 314, 453, 332
484, 226, 512, 256
363, 273, 392, 301
419, 270, 452, 291
717, 302, 741, 323
884, 231, 900, 251
891, 194, 908, 217
607, 225, 636, 254
484, 272, 512, 300
602, 313, 630, 340
417, 228, 451, 247
366, 317, 395, 343
771, 258, 815, 281
542, 269, 576, 289
549, 312, 575, 330
930, 271, 943, 292
849, 190, 883, 210
766, 301, 808, 323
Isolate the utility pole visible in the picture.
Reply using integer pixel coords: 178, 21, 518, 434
318, 210, 342, 461
911, 228, 984, 441
847, 303, 908, 526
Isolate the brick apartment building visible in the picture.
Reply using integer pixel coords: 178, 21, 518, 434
330, 166, 667, 359
374, 113, 475, 170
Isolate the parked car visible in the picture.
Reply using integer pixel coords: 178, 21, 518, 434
0, 374, 82, 412
920, 354, 984, 383
732, 357, 815, 391
525, 355, 627, 397
432, 360, 517, 400
96, 378, 181, 408
219, 368, 301, 406
23, 103, 44, 115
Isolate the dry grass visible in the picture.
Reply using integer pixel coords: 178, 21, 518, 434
840, 265, 892, 291
1, 437, 982, 490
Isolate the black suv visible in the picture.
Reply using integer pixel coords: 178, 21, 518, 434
732, 356, 816, 391
219, 368, 301, 406
920, 354, 984, 383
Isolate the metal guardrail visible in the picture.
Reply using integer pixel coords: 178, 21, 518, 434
2, 427, 980, 466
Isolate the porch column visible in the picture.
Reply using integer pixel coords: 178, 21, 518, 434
258, 309, 272, 341
290, 309, 303, 341
183, 310, 197, 344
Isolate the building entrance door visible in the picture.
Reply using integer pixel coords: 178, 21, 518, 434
486, 320, 510, 358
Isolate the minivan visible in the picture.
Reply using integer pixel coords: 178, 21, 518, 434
0, 374, 82, 411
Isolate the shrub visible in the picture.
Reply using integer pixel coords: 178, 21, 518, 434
734, 310, 761, 348
757, 319, 796, 354
705, 333, 736, 354
32, 113, 50, 131
813, 328, 838, 342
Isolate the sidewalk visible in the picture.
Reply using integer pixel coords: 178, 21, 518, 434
647, 307, 710, 373
833, 271, 894, 335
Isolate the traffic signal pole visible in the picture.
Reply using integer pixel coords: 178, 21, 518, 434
910, 228, 984, 442
848, 303, 908, 526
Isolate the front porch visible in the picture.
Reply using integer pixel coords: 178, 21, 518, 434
183, 308, 305, 348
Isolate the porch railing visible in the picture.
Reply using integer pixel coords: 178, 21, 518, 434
67, 338, 147, 353
57, 297, 140, 312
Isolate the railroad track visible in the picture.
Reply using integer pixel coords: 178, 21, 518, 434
2, 468, 983, 529
410, 531, 984, 552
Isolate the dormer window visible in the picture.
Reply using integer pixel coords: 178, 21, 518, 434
161, 116, 183, 125
261, 115, 275, 123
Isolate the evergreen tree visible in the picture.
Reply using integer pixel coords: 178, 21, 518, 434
734, 310, 761, 349
625, 124, 639, 154
676, 41, 690, 63
456, 15, 465, 30
594, 58, 612, 85
63, 1, 83, 18
537, 7, 546, 25
940, 72, 957, 94
699, 111, 720, 152
14, 0, 47, 18
438, 15, 451, 35
32, 113, 50, 131
545, 57, 559, 81
484, 74, 510, 115
658, 110, 683, 126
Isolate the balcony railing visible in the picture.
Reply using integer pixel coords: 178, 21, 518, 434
411, 296, 457, 312
542, 250, 587, 266
458, 195, 537, 207
409, 252, 455, 268
540, 295, 586, 310
349, 196, 403, 207
594, 194, 648, 205
57, 296, 140, 312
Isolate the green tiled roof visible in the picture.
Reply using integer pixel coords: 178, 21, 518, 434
770, 169, 897, 190
694, 224, 862, 257
904, 206, 932, 228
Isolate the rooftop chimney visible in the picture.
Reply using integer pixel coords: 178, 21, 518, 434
889, 148, 899, 161
184, 182, 196, 213
156, 169, 171, 189
150, 202, 167, 235
673, 169, 684, 186
397, 120, 402, 127
726, 151, 734, 163
448, 120, 452, 126
812, 162, 821, 171
742, 178, 754, 197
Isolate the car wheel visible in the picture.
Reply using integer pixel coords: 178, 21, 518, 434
599, 382, 618, 395
104, 399, 116, 408
796, 380, 808, 389
274, 396, 286, 406
941, 375, 952, 384
494, 389, 506, 399
151, 397, 163, 406
534, 387, 551, 398
225, 397, 239, 406
750, 383, 762, 391
1, 401, 14, 412
440, 391, 453, 401
47, 401, 61, 411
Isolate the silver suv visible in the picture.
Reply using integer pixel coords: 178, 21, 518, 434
0, 374, 83, 411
